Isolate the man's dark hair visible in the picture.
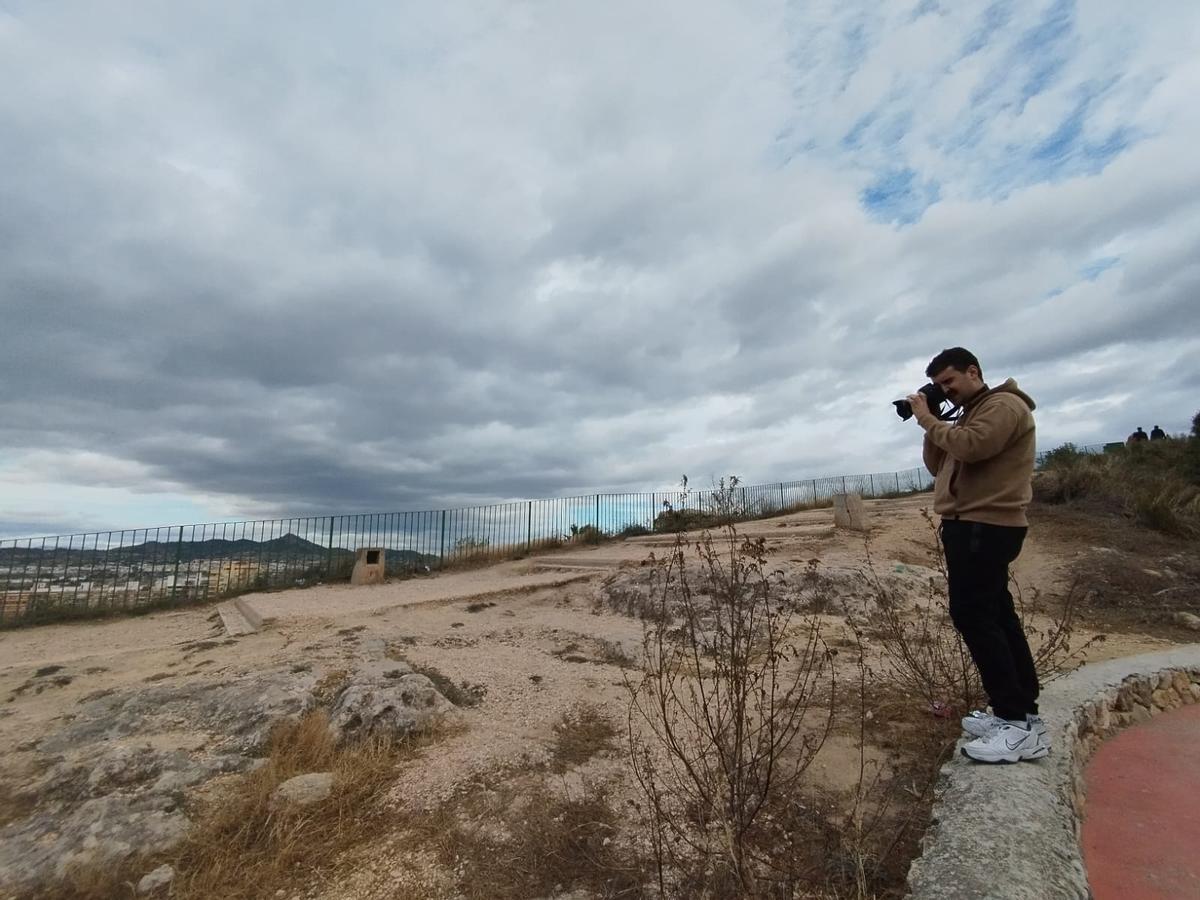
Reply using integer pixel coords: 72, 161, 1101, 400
926, 347, 982, 379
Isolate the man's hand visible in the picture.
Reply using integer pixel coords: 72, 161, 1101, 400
907, 391, 930, 422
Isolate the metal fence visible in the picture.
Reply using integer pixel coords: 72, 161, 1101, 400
0, 465, 942, 627
0, 441, 1116, 627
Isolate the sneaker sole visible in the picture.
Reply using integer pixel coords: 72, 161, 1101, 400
962, 724, 1049, 740
960, 745, 1050, 764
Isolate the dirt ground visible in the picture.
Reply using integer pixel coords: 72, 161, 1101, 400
1, 494, 1195, 899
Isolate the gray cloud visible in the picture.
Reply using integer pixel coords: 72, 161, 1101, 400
2, 1, 1199, 535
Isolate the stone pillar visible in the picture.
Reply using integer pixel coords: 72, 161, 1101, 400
350, 548, 386, 586
832, 493, 868, 531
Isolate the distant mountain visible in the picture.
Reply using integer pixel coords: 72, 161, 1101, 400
0, 534, 439, 568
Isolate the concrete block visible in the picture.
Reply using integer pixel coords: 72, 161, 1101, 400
832, 493, 869, 531
217, 601, 258, 637
350, 548, 386, 586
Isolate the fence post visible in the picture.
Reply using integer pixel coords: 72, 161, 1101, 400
526, 501, 532, 551
326, 517, 335, 577
741, 486, 746, 519
841, 475, 847, 494
870, 474, 876, 497
171, 526, 184, 604
439, 510, 447, 568
594, 494, 600, 532
895, 472, 900, 494
779, 482, 785, 510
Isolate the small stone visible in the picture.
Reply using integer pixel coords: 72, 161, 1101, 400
1172, 612, 1200, 631
137, 864, 175, 894
1172, 672, 1192, 697
1151, 689, 1173, 710
271, 772, 333, 808
1128, 704, 1153, 725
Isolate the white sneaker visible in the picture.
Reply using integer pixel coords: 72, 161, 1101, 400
962, 711, 1048, 740
961, 721, 1051, 764
961, 710, 1005, 738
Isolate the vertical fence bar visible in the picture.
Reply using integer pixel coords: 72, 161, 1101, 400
171, 526, 183, 604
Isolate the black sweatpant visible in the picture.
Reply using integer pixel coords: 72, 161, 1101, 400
940, 519, 1039, 722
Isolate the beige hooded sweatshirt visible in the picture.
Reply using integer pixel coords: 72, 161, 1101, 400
916, 378, 1037, 527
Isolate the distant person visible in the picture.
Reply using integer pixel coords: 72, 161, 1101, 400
1127, 426, 1149, 446
1150, 425, 1167, 441
905, 347, 1047, 764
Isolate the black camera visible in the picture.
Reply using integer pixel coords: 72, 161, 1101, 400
893, 382, 948, 420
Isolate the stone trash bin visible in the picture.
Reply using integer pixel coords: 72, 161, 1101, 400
832, 493, 869, 532
350, 548, 386, 586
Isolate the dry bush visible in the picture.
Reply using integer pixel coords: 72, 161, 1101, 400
424, 777, 647, 900
625, 525, 836, 897
33, 711, 447, 900
809, 651, 959, 900
550, 703, 619, 773
597, 571, 674, 623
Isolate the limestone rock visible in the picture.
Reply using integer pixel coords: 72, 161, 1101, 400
0, 793, 188, 893
39, 670, 319, 756
329, 672, 452, 741
1172, 671, 1192, 697
1151, 689, 1174, 710
272, 772, 333, 808
1172, 611, 1200, 631
137, 864, 175, 894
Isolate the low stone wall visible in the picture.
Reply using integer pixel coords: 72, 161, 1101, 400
906, 646, 1200, 900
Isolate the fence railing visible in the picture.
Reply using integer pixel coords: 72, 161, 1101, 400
0, 442, 1114, 627
0, 465, 943, 627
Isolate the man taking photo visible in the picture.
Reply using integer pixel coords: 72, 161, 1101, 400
907, 347, 1048, 763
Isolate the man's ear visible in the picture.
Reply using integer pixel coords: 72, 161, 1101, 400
967, 364, 981, 380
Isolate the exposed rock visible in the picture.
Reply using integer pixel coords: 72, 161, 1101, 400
1, 662, 452, 895
137, 863, 175, 894
329, 669, 452, 741
1172, 671, 1192, 696
1172, 611, 1200, 631
39, 669, 319, 756
272, 772, 333, 808
0, 793, 188, 893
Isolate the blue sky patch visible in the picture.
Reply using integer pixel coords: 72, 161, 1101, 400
1080, 256, 1121, 280
860, 168, 941, 224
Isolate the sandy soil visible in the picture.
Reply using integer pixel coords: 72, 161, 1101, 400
0, 495, 1189, 899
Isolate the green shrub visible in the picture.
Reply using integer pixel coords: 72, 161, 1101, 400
652, 507, 715, 533
1034, 436, 1200, 535
569, 523, 605, 544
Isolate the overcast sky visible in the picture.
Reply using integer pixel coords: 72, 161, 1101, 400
3, 0, 1199, 538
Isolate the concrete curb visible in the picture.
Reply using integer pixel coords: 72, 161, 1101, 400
906, 645, 1200, 900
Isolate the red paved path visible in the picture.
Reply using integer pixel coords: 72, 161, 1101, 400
1082, 702, 1200, 899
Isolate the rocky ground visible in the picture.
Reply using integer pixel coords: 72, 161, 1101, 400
1, 494, 1196, 899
